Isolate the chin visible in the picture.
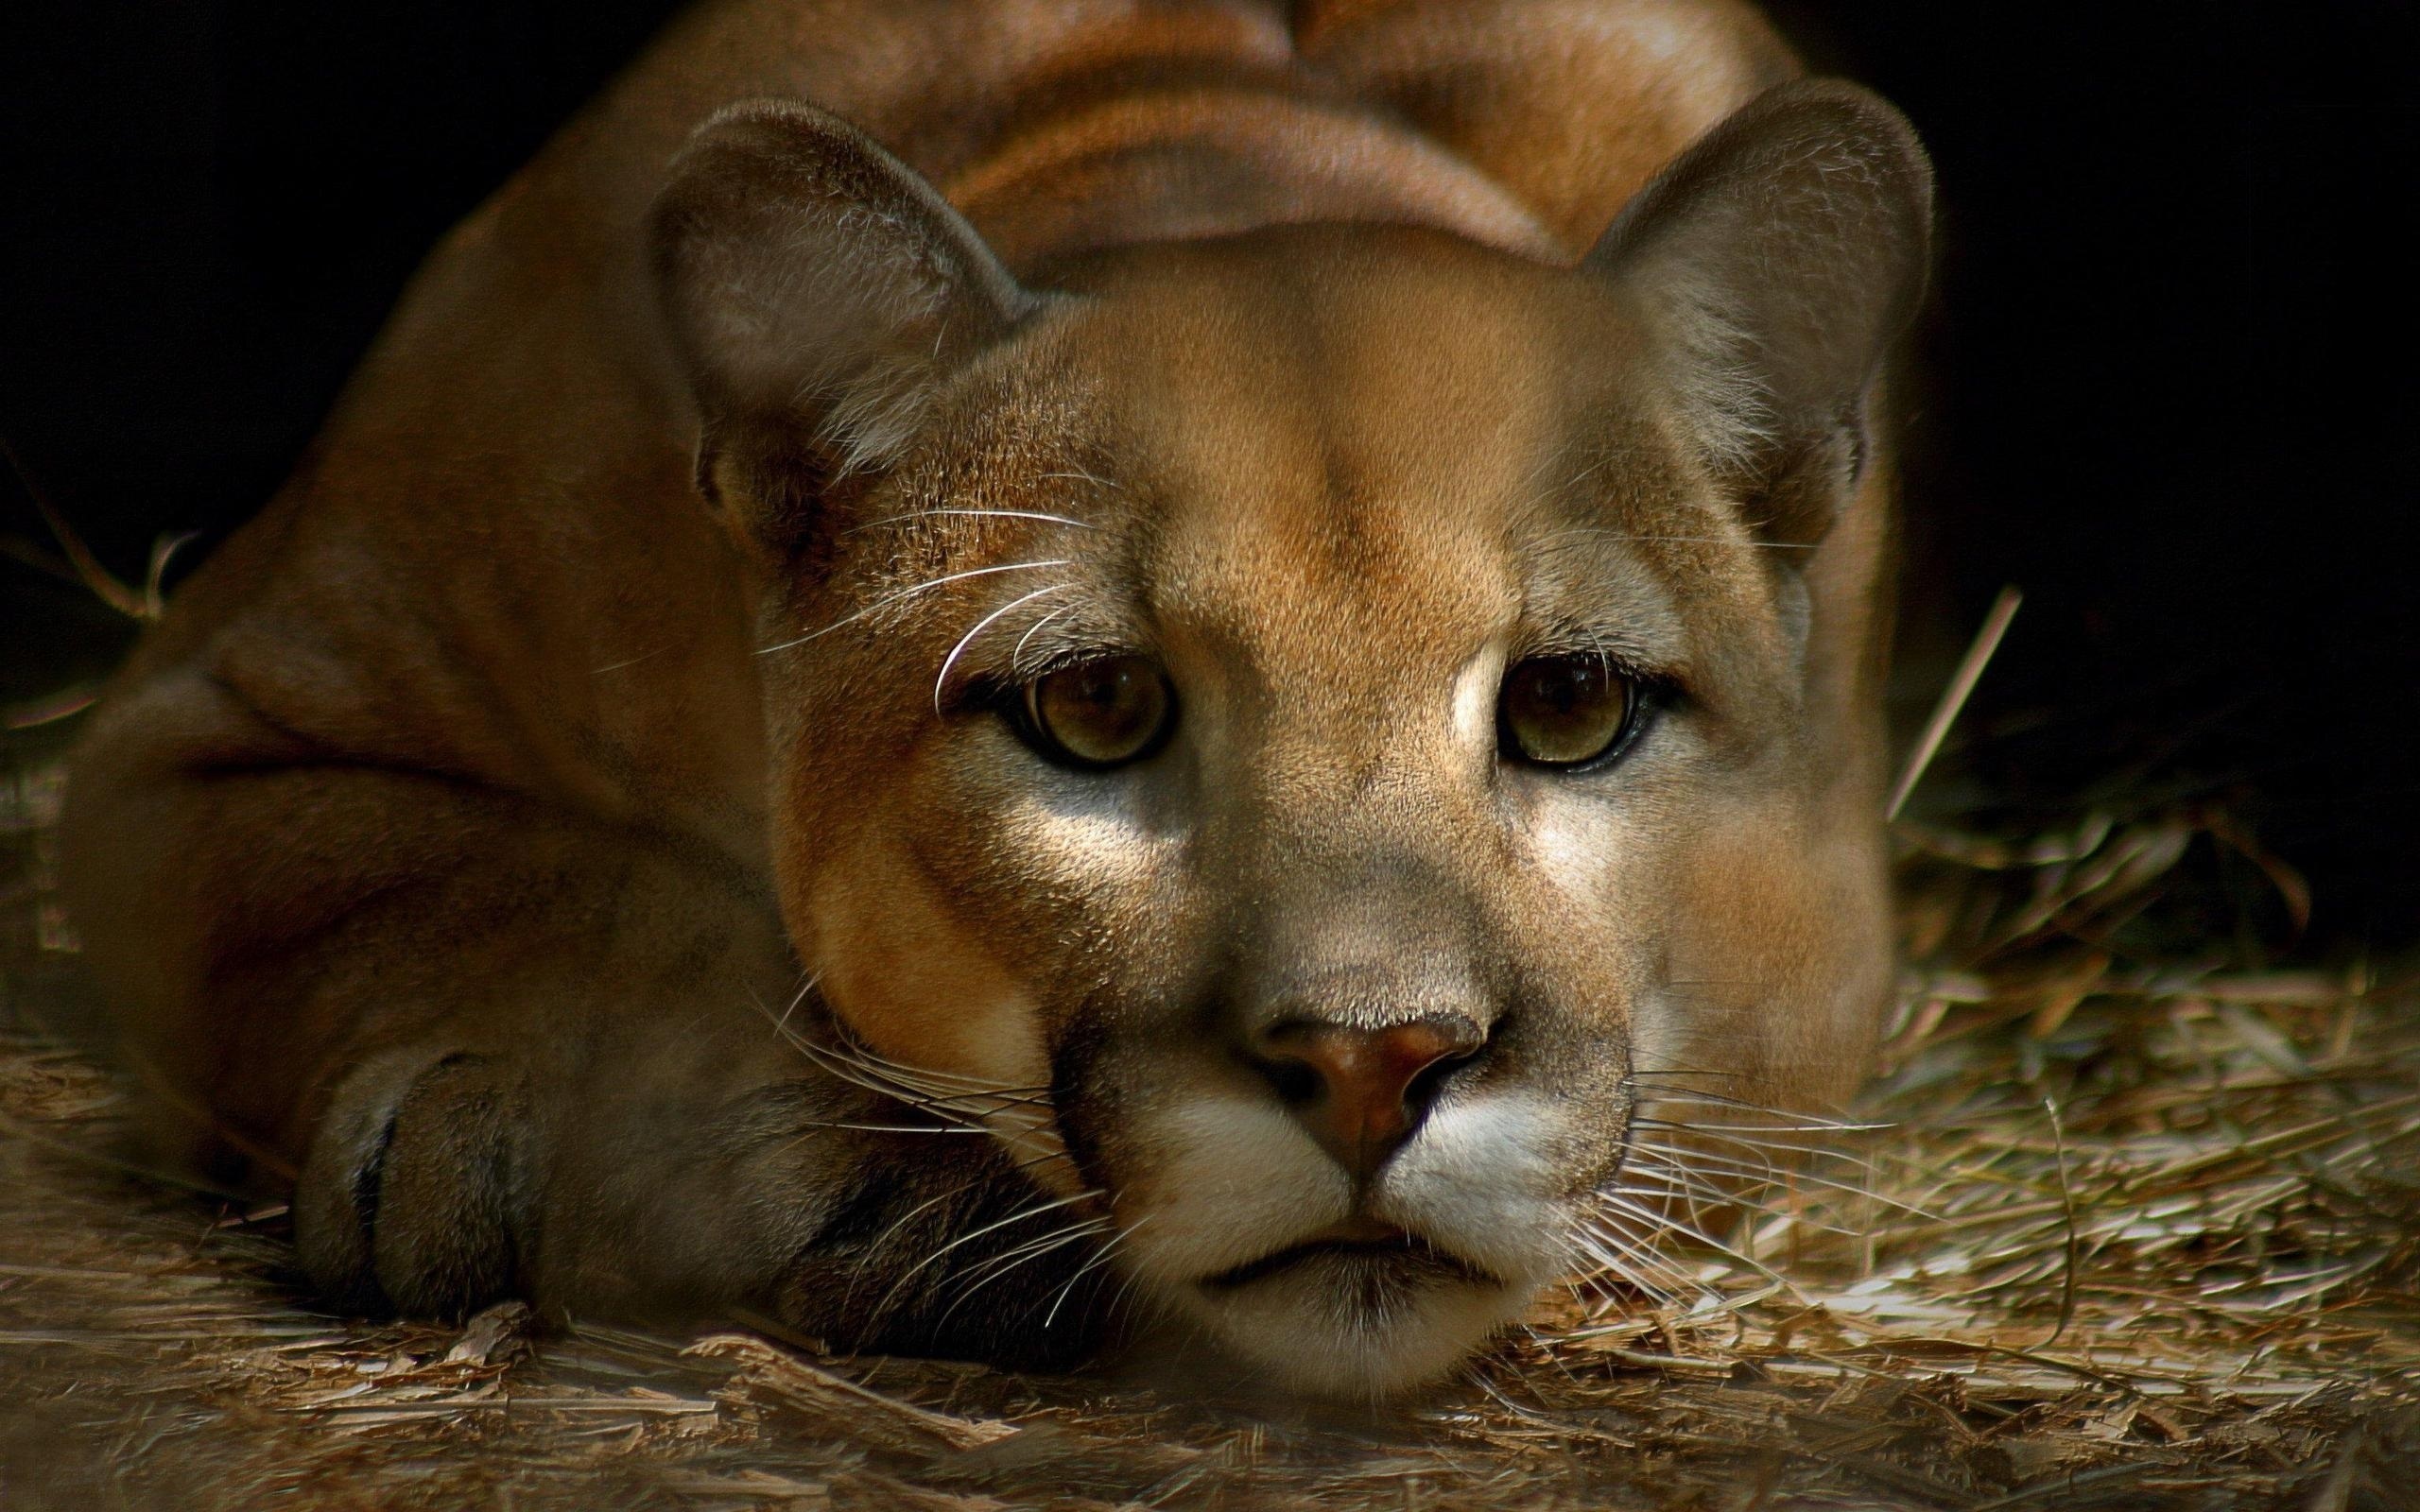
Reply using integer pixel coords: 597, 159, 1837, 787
1171, 1241, 1533, 1400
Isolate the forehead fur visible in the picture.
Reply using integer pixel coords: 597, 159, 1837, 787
769, 220, 1806, 793
873, 228, 1791, 701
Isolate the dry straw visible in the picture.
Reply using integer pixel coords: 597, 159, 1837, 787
3, 688, 2413, 1508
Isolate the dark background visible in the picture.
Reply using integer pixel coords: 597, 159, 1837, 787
5, 3, 2414, 946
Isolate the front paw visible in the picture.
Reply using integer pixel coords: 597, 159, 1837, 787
295, 1047, 527, 1318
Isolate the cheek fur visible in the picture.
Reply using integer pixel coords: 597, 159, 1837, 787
804, 829, 1051, 1093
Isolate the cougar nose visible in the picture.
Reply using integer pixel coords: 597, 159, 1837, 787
1253, 1019, 1484, 1180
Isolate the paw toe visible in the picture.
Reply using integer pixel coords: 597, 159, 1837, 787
297, 1048, 527, 1318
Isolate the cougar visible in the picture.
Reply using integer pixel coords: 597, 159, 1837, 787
60, 0, 1930, 1398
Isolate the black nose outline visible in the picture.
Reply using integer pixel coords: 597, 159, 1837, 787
1248, 1016, 1487, 1180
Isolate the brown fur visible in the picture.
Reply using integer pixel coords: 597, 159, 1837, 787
60, 0, 1929, 1395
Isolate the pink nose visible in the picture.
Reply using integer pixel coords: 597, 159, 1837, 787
1255, 1020, 1483, 1178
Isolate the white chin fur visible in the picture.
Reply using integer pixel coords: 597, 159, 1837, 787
1119, 1089, 1572, 1399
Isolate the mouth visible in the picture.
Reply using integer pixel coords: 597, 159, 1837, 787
1201, 1219, 1500, 1292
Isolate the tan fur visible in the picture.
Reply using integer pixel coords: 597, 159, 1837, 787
60, 0, 1928, 1395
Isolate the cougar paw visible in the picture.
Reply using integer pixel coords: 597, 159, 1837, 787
296, 1047, 527, 1319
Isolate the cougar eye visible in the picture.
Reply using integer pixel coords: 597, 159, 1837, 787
1498, 655, 1636, 768
1019, 655, 1175, 768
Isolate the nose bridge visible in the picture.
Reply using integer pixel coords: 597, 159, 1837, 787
1231, 847, 1495, 1039
1220, 649, 1488, 875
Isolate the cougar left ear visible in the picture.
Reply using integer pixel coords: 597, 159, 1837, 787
1589, 79, 1933, 547
650, 99, 1035, 556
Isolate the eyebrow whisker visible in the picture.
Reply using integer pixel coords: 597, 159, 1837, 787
840, 508, 1098, 535
934, 582, 1078, 714
1010, 602, 1080, 676
756, 558, 1074, 655
1034, 468, 1124, 491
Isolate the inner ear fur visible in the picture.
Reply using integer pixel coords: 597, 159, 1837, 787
1589, 79, 1933, 547
650, 99, 1034, 553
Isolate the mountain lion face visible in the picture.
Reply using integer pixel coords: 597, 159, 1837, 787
651, 82, 1927, 1396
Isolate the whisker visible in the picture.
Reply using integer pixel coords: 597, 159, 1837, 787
937, 1216, 1114, 1325
783, 1042, 1008, 1131
1099, 1263, 1158, 1333
934, 582, 1075, 714
1627, 1137, 1924, 1214
1043, 1213, 1149, 1331
838, 1138, 1087, 1305
781, 1121, 992, 1136
869, 1187, 1107, 1324
1034, 468, 1123, 491
1563, 1214, 1696, 1311
1630, 1086, 1885, 1131
1592, 1190, 1791, 1291
1010, 602, 1079, 676
840, 508, 1098, 535
1563, 1223, 1668, 1304
823, 1031, 1046, 1096
844, 1184, 985, 1300
750, 997, 1052, 1127
589, 646, 670, 676
1612, 1151, 1739, 1210
1585, 1234, 1698, 1309
1632, 1110, 1889, 1142
757, 558, 1073, 655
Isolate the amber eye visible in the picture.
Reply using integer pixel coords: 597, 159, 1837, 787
1020, 655, 1175, 768
1498, 656, 1636, 768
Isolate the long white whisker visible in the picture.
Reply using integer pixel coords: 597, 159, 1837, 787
1612, 1160, 1727, 1229
1630, 1088, 1883, 1131
870, 1188, 1107, 1324
934, 582, 1075, 714
783, 1121, 992, 1136
1631, 1120, 1885, 1178
1563, 1215, 1693, 1311
1595, 1190, 1790, 1290
1010, 603, 1079, 675
844, 1185, 982, 1299
783, 1038, 1005, 1130
1616, 1149, 1740, 1204
1616, 1172, 1734, 1243
1571, 1211, 1723, 1315
938, 1217, 1114, 1323
751, 994, 1051, 1125
1628, 1138, 1920, 1215
839, 1139, 1076, 1300
757, 558, 1073, 655
821, 1030, 1045, 1096
1563, 1223, 1659, 1300
840, 508, 1098, 535
1042, 1213, 1149, 1331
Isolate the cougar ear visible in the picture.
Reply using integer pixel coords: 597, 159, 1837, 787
1589, 79, 1932, 547
650, 99, 1033, 554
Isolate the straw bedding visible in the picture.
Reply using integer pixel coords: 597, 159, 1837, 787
3, 730, 2412, 1510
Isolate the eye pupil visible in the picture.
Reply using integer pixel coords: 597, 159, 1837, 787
1499, 656, 1635, 767
1024, 654, 1174, 767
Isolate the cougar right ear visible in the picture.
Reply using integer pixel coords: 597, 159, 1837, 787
1587, 80, 1933, 550
650, 100, 1034, 556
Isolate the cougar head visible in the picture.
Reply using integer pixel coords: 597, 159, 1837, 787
651, 81, 1930, 1398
